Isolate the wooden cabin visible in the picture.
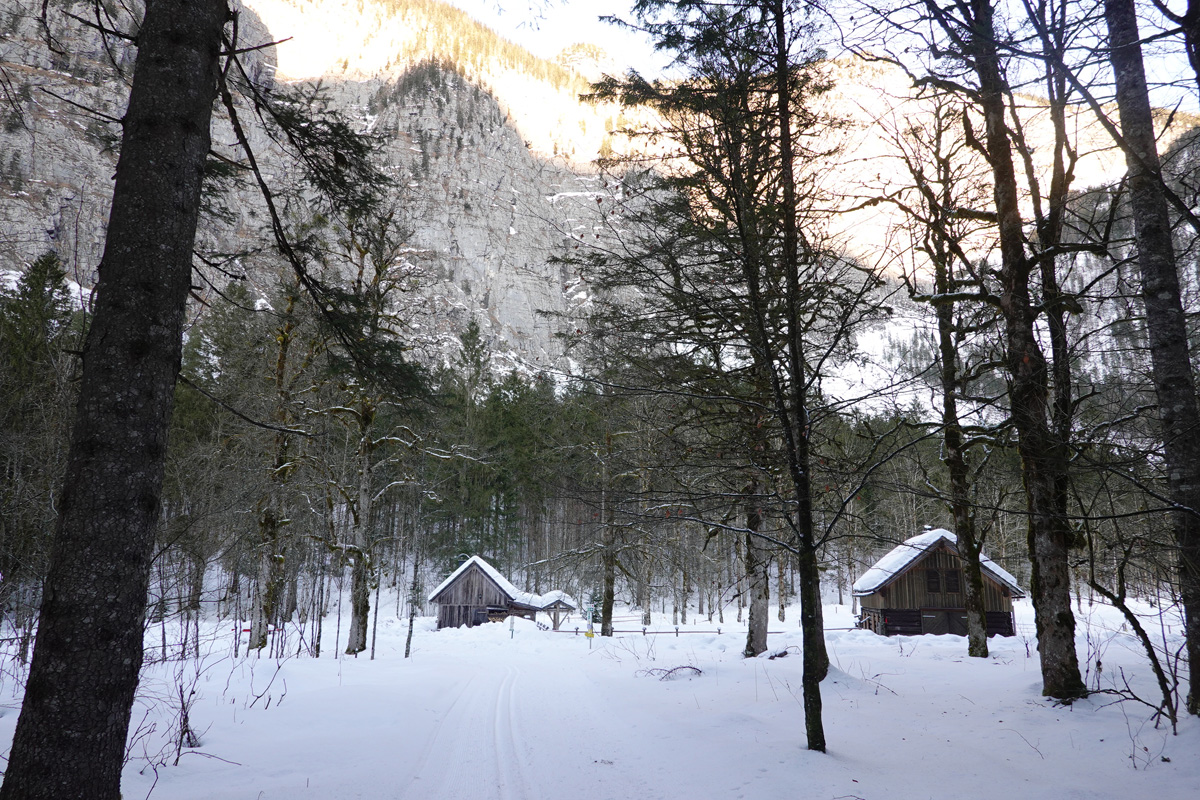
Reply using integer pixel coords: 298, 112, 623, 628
427, 555, 576, 630
853, 528, 1024, 637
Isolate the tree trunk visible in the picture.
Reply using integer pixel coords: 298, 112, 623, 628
744, 493, 769, 657
252, 293, 300, 650
778, 555, 787, 621
639, 552, 652, 625
933, 230, 988, 658
345, 553, 371, 654
0, 3, 226, 797
346, 409, 375, 655
600, 435, 616, 637
600, 531, 617, 635
1106, 0, 1200, 715
966, 0, 1084, 700
680, 563, 688, 624
796, 539, 826, 747
767, 0, 829, 751
735, 531, 745, 622
249, 541, 274, 651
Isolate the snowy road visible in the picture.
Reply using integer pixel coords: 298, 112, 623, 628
87, 607, 1199, 800
130, 624, 807, 800
400, 666, 534, 800
396, 650, 703, 800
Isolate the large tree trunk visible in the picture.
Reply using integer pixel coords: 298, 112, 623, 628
0, 3, 227, 797
743, 492, 769, 658
251, 293, 301, 650
966, 0, 1084, 700
346, 406, 376, 655
249, 526, 278, 650
1106, 0, 1200, 715
638, 552, 652, 625
600, 518, 616, 636
777, 556, 787, 622
600, 430, 616, 637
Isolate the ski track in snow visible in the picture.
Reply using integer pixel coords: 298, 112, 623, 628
402, 666, 531, 800
21, 602, 1192, 800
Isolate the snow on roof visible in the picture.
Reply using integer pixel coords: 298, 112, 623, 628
427, 555, 575, 610
852, 528, 1024, 598
538, 590, 577, 609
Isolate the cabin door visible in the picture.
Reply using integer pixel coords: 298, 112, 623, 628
920, 609, 949, 635
921, 609, 970, 635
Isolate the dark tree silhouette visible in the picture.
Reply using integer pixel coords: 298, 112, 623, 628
0, 2, 229, 797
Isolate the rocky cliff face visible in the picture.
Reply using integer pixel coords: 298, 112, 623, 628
0, 0, 624, 369
2, 0, 1189, 372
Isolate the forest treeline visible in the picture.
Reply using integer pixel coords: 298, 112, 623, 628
1, 0, 1199, 793
3, 251, 1010, 657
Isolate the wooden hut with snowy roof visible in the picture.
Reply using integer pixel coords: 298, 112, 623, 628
427, 555, 577, 630
853, 528, 1024, 637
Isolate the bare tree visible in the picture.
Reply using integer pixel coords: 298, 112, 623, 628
878, 94, 1004, 657
858, 0, 1087, 700
1104, 0, 1200, 716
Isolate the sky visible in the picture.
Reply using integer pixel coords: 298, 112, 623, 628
442, 0, 1200, 116
441, 0, 1200, 117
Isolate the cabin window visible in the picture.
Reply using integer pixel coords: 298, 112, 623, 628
944, 569, 961, 593
925, 569, 940, 593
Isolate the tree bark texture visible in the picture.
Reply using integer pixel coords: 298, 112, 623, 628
346, 406, 376, 654
1106, 0, 1200, 715
251, 295, 301, 650
743, 494, 769, 658
964, 0, 1085, 700
771, 0, 828, 751
0, 2, 226, 797
777, 557, 786, 622
639, 554, 652, 626
600, 517, 616, 637
935, 282, 989, 658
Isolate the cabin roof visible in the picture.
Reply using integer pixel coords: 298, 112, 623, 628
427, 555, 577, 610
852, 528, 1024, 598
537, 589, 577, 609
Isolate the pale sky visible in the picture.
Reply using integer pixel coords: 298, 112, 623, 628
445, 1, 1198, 113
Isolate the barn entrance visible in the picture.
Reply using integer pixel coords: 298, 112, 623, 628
920, 609, 969, 635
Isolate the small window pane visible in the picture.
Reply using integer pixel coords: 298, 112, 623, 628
945, 570, 961, 593
926, 569, 940, 593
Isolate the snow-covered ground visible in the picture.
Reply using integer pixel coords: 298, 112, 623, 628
1, 599, 1195, 799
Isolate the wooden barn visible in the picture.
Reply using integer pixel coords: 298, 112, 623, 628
853, 528, 1024, 637
427, 555, 576, 630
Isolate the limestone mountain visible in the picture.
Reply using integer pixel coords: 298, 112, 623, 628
0, 0, 1192, 372
0, 0, 631, 370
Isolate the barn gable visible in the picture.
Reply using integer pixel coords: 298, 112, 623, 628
853, 528, 1024, 598
853, 528, 1025, 637
427, 556, 576, 630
